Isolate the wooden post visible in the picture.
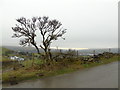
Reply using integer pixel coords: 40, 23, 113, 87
60, 49, 62, 53
56, 46, 58, 52
108, 48, 111, 58
93, 50, 95, 55
77, 50, 79, 57
109, 48, 111, 53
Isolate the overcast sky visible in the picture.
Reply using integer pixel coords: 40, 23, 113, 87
0, 0, 119, 49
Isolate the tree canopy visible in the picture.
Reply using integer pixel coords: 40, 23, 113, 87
12, 16, 66, 60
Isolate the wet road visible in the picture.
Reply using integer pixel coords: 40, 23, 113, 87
4, 61, 118, 88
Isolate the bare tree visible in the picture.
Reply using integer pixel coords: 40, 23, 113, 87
12, 17, 40, 54
12, 16, 66, 60
37, 16, 66, 60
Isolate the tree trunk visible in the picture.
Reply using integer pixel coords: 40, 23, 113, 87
45, 50, 49, 60
48, 49, 52, 60
44, 49, 52, 60
33, 44, 40, 54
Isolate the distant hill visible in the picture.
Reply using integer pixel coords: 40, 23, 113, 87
78, 48, 118, 55
3, 46, 118, 55
2, 47, 15, 55
3, 46, 42, 53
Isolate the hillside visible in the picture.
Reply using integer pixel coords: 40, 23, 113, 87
3, 46, 119, 55
2, 47, 15, 55
3, 46, 42, 53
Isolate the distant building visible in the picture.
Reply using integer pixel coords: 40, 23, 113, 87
87, 54, 94, 56
10, 56, 25, 61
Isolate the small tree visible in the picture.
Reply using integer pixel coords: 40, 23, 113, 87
12, 16, 66, 60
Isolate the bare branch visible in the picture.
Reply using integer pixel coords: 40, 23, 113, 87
12, 17, 40, 54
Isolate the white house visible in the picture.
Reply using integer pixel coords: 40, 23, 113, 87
18, 58, 24, 61
10, 56, 25, 61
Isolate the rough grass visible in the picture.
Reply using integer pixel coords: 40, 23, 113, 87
2, 55, 119, 85
82, 56, 119, 68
